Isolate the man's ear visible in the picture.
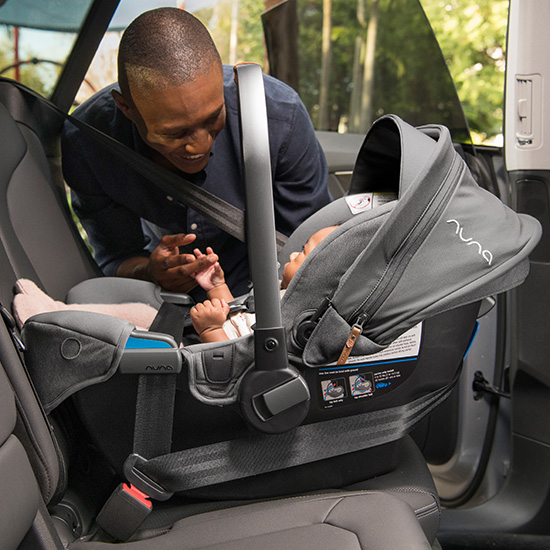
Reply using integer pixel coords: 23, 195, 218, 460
111, 89, 134, 120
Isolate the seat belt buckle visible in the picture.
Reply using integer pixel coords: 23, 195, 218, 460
96, 483, 152, 541
123, 453, 174, 501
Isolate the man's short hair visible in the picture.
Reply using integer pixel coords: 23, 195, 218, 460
118, 8, 222, 98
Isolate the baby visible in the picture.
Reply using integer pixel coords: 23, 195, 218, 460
190, 225, 338, 342
13, 225, 338, 342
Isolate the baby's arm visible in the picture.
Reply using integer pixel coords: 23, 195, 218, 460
193, 247, 234, 302
190, 298, 230, 343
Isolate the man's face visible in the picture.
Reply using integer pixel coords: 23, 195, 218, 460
122, 65, 226, 174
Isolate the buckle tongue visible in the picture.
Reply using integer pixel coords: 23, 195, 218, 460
123, 453, 173, 501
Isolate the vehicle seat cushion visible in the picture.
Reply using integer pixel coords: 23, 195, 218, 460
0, 367, 41, 550
0, 363, 16, 445
69, 491, 431, 549
0, 100, 100, 300
66, 277, 164, 308
344, 435, 440, 542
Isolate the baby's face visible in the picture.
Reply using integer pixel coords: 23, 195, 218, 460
281, 226, 338, 290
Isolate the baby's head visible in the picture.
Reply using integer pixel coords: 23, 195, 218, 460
281, 225, 338, 290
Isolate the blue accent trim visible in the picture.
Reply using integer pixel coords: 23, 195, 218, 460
319, 356, 417, 372
462, 321, 480, 360
125, 337, 172, 349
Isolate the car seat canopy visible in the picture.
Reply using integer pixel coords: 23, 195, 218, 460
282, 115, 541, 366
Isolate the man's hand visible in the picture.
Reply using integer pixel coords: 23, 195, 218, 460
117, 234, 218, 293
149, 234, 218, 293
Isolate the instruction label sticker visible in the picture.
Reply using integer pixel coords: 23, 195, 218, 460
345, 193, 397, 215
316, 323, 422, 410
346, 323, 422, 365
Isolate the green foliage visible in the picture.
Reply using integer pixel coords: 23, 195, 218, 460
297, 0, 360, 128
296, 0, 471, 141
422, 0, 508, 142
0, 28, 16, 80
195, 0, 265, 66
0, 26, 64, 97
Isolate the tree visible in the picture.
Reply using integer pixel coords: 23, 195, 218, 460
349, 0, 380, 133
421, 0, 508, 142
196, 0, 266, 66
317, 0, 333, 129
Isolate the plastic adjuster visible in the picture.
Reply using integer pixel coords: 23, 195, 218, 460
0, 303, 25, 352
96, 483, 152, 541
123, 453, 174, 502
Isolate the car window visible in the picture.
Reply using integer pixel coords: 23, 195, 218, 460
0, 0, 93, 97
1, 0, 506, 146
422, 0, 508, 146
79, 0, 470, 144
75, 0, 269, 106
263, 0, 507, 146
264, 0, 471, 143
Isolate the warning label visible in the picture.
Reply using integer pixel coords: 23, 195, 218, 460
346, 323, 422, 365
316, 323, 422, 410
345, 193, 397, 215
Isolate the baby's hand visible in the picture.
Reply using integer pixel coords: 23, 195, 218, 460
192, 247, 225, 291
190, 298, 230, 337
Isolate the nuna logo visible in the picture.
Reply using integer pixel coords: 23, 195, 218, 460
145, 364, 174, 371
446, 219, 493, 266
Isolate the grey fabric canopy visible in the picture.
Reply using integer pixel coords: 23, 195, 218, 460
280, 114, 541, 366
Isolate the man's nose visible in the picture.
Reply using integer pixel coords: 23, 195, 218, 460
184, 129, 213, 154
289, 252, 299, 261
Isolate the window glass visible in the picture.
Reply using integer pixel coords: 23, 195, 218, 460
0, 0, 91, 97
422, 0, 508, 145
5, 0, 505, 145
264, 0, 471, 143
76, 0, 467, 135
264, 0, 507, 145
76, 0, 268, 105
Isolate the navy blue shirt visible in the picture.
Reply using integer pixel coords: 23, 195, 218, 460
62, 66, 331, 298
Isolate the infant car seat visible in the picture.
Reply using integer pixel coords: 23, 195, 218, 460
21, 99, 541, 506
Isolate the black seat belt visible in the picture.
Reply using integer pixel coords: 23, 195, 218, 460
123, 375, 459, 493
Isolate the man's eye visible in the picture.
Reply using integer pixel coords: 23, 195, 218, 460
163, 129, 188, 139
206, 110, 223, 125
210, 109, 223, 120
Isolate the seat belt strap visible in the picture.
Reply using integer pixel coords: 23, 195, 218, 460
97, 345, 178, 541
96, 363, 178, 541
148, 301, 191, 344
125, 375, 457, 494
133, 374, 177, 460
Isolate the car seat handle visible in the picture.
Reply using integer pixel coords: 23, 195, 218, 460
234, 63, 310, 433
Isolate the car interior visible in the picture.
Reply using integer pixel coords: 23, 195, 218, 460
1, 0, 550, 549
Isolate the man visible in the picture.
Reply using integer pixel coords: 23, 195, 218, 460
62, 7, 331, 300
